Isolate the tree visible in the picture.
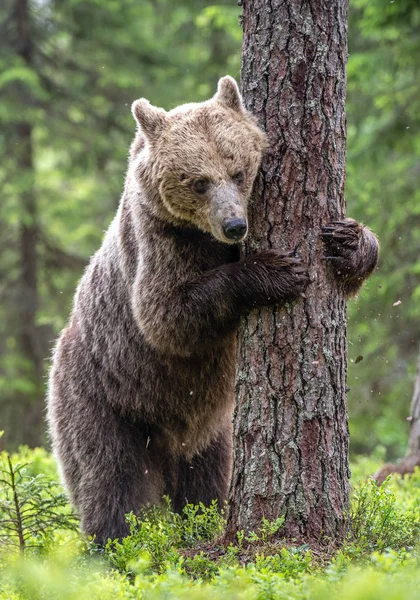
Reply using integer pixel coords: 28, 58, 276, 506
374, 348, 420, 484
3, 0, 44, 447
226, 0, 350, 546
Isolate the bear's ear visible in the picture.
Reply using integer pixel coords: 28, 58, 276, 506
131, 99, 168, 142
214, 76, 244, 113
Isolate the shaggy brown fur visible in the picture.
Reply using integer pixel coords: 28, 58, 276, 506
47, 77, 378, 545
321, 219, 379, 296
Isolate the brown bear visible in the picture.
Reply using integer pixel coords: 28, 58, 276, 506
47, 76, 378, 545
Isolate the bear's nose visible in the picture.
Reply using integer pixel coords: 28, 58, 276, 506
222, 218, 248, 241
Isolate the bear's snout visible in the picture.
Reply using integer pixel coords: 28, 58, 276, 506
222, 218, 248, 242
209, 182, 248, 244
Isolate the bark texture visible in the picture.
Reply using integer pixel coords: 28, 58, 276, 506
227, 0, 350, 545
375, 350, 420, 485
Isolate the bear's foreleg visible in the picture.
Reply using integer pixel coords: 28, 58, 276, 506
134, 250, 309, 356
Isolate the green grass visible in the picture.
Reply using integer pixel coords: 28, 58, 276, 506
1, 446, 420, 599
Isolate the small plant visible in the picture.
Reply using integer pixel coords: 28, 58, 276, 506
183, 551, 220, 580
180, 500, 225, 546
254, 516, 285, 543
350, 477, 420, 552
254, 546, 312, 578
236, 516, 285, 546
105, 498, 225, 573
0, 453, 78, 554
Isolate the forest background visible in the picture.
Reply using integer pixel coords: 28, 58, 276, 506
0, 0, 419, 461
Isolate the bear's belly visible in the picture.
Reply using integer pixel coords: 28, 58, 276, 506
92, 328, 237, 458
137, 336, 237, 457
56, 315, 237, 460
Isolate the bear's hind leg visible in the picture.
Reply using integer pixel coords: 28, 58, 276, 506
171, 426, 232, 513
63, 411, 163, 546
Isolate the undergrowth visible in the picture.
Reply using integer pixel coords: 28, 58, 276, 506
1, 445, 420, 599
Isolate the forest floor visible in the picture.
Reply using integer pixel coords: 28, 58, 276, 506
1, 447, 420, 600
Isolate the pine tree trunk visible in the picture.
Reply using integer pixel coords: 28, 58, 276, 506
226, 0, 350, 546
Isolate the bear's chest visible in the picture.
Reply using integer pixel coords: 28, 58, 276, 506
174, 229, 240, 272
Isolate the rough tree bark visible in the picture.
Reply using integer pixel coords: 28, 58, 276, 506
375, 350, 420, 485
226, 0, 350, 546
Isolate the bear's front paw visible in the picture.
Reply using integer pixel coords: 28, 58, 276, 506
248, 249, 310, 305
321, 218, 379, 294
321, 218, 361, 278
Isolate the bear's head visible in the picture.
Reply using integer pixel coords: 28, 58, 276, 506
130, 76, 267, 244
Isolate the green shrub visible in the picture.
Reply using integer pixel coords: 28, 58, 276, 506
184, 551, 221, 580
254, 546, 312, 578
349, 476, 420, 552
2, 445, 420, 599
104, 498, 224, 573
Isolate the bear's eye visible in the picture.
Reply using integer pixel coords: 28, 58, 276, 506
192, 178, 210, 194
179, 173, 187, 182
232, 171, 245, 186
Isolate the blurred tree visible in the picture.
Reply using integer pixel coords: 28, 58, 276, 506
374, 348, 420, 484
2, 0, 44, 447
346, 0, 420, 456
0, 451, 77, 553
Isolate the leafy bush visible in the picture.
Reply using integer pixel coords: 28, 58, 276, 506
254, 546, 312, 578
104, 498, 224, 573
350, 476, 420, 552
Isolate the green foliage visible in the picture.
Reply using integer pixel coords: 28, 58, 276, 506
350, 477, 420, 552
0, 451, 78, 553
178, 500, 226, 546
104, 498, 225, 573
346, 0, 420, 457
0, 446, 420, 598
243, 516, 286, 544
104, 503, 288, 578
254, 546, 312, 578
